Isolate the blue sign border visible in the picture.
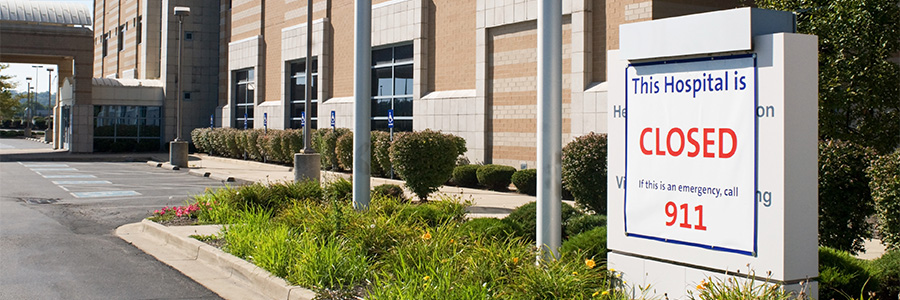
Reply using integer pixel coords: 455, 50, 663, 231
623, 53, 759, 257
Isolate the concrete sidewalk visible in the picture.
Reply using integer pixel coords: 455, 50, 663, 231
149, 153, 540, 218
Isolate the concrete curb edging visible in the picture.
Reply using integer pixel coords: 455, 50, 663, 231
147, 160, 236, 182
115, 220, 316, 300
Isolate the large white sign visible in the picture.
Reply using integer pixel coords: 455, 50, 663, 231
625, 55, 757, 255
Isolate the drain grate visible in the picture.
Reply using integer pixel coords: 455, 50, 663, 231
19, 197, 60, 205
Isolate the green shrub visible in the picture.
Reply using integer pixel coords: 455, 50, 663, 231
868, 149, 900, 250
818, 246, 879, 300
511, 169, 537, 195
191, 128, 212, 153
282, 129, 304, 162
372, 184, 405, 200
459, 217, 517, 240
324, 177, 353, 202
476, 164, 516, 191
562, 132, 608, 214
395, 199, 468, 227
872, 250, 900, 299
390, 129, 466, 200
565, 214, 607, 238
314, 128, 350, 170
336, 131, 354, 170
504, 201, 581, 241
451, 165, 481, 188
560, 226, 607, 260
371, 131, 391, 177
268, 179, 324, 203
819, 139, 876, 253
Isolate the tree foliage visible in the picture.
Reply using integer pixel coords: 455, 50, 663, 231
757, 0, 900, 153
0, 64, 22, 121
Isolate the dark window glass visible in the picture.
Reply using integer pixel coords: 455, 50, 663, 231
394, 65, 413, 96
372, 98, 392, 117
394, 44, 413, 62
394, 97, 413, 117
373, 67, 393, 96
373, 48, 393, 66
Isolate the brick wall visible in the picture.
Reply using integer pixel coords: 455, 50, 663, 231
429, 0, 476, 92
487, 19, 571, 168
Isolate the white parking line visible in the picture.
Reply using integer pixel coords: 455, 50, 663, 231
31, 168, 78, 171
43, 175, 97, 178
22, 164, 70, 168
52, 181, 113, 185
71, 191, 141, 198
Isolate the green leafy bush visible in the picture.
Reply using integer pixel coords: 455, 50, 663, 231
504, 201, 581, 242
818, 246, 879, 300
371, 131, 391, 177
459, 218, 517, 240
390, 129, 466, 200
476, 164, 516, 191
324, 177, 353, 202
819, 139, 876, 253
451, 165, 481, 188
560, 226, 607, 260
868, 149, 900, 250
565, 214, 607, 237
562, 132, 608, 214
336, 131, 354, 170
372, 184, 405, 200
872, 250, 900, 299
511, 169, 537, 195
314, 128, 350, 170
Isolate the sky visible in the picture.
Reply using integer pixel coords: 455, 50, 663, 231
2, 0, 94, 93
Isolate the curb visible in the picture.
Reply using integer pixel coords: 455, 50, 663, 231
116, 220, 316, 300
147, 160, 237, 183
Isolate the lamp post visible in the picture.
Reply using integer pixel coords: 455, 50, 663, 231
170, 6, 191, 168
293, 0, 321, 183
46, 68, 55, 142
25, 77, 32, 137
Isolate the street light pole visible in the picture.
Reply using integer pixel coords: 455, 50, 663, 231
170, 6, 191, 168
25, 77, 32, 137
46, 68, 53, 117
293, 0, 321, 183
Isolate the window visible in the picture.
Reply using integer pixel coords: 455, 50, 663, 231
93, 105, 161, 152
371, 44, 414, 132
102, 33, 109, 57
289, 58, 318, 129
233, 68, 255, 129
136, 16, 143, 45
183, 92, 191, 101
118, 25, 125, 52
185, 31, 193, 41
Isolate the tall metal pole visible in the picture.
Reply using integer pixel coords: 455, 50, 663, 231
302, 0, 314, 152
352, 0, 372, 210
176, 14, 184, 141
47, 68, 53, 117
31, 66, 40, 117
536, 0, 562, 260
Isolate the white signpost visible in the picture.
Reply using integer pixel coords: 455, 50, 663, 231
608, 8, 819, 299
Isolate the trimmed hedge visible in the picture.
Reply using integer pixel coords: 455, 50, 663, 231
390, 129, 466, 200
819, 139, 876, 253
191, 128, 306, 164
372, 184, 405, 200
313, 128, 351, 170
562, 132, 608, 214
511, 169, 537, 195
451, 165, 481, 188
336, 132, 354, 170
560, 226, 607, 260
476, 164, 516, 191
819, 246, 879, 300
504, 201, 581, 242
868, 149, 900, 250
371, 131, 392, 177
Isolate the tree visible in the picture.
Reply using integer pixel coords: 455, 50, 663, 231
0, 64, 22, 121
757, 0, 900, 153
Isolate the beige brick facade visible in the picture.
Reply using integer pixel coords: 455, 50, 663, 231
214, 0, 748, 165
